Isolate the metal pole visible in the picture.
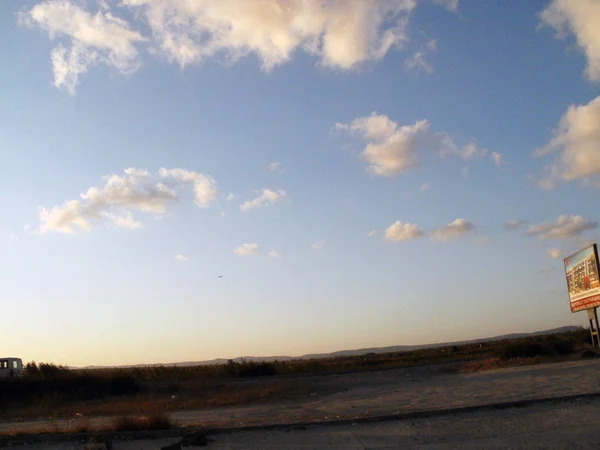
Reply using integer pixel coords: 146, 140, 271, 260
587, 307, 600, 348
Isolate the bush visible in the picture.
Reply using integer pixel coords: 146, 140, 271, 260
496, 342, 551, 360
109, 376, 140, 396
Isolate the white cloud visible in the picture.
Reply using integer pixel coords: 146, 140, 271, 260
505, 219, 527, 230
226, 193, 235, 201
405, 51, 432, 74
547, 248, 563, 259
367, 230, 378, 237
535, 96, 600, 188
267, 162, 284, 173
405, 38, 437, 74
24, 224, 31, 231
384, 221, 424, 242
491, 152, 503, 165
39, 167, 216, 234
20, 0, 146, 93
540, 0, 600, 82
336, 113, 430, 176
336, 113, 492, 177
121, 0, 416, 72
23, 1, 463, 92
234, 243, 260, 255
434, 0, 460, 12
526, 215, 597, 240
175, 253, 189, 262
420, 182, 432, 191
439, 140, 487, 161
103, 211, 143, 229
240, 188, 287, 212
311, 240, 326, 250
268, 250, 281, 258
431, 218, 474, 241
158, 168, 217, 208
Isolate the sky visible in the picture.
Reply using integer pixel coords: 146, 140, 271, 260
1, 0, 600, 367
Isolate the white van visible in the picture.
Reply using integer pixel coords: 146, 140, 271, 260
0, 358, 23, 378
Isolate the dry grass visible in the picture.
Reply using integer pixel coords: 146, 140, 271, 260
1, 378, 316, 422
111, 413, 173, 432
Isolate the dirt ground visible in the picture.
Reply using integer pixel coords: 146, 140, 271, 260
2, 358, 600, 437
5, 394, 600, 448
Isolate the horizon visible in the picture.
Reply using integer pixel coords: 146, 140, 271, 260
2, 0, 600, 367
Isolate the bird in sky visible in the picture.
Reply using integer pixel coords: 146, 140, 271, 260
218, 275, 223, 278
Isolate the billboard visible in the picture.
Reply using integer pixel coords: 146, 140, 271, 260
564, 244, 600, 313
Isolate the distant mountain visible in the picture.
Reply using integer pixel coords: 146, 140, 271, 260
78, 326, 582, 369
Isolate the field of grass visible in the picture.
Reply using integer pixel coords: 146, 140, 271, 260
0, 327, 593, 430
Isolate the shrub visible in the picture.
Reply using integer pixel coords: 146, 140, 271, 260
496, 342, 551, 360
109, 376, 140, 396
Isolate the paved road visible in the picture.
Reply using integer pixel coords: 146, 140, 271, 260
15, 395, 600, 449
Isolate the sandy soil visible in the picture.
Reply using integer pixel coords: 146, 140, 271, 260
2, 358, 600, 436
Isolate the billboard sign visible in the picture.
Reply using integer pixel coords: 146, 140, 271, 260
564, 244, 600, 313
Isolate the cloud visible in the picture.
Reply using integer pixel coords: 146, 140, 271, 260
526, 215, 597, 240
431, 218, 474, 241
547, 248, 563, 259
20, 0, 146, 94
240, 189, 287, 212
420, 182, 432, 191
336, 113, 430, 176
336, 113, 492, 177
268, 250, 281, 258
234, 243, 260, 255
175, 253, 189, 262
39, 167, 216, 234
540, 0, 600, 82
103, 211, 143, 229
534, 96, 600, 188
384, 221, 424, 242
121, 0, 416, 72
311, 240, 326, 250
22, 1, 463, 92
226, 193, 235, 201
367, 230, 378, 237
405, 38, 436, 74
491, 152, 503, 165
405, 51, 432, 74
158, 168, 217, 208
438, 140, 487, 161
434, 0, 460, 12
267, 162, 284, 173
505, 219, 528, 230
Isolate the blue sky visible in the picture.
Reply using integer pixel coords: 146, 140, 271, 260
2, 0, 600, 367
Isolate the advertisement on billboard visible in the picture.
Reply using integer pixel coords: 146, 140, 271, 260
564, 244, 600, 313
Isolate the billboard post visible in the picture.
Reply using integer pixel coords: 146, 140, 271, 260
586, 308, 600, 348
563, 244, 600, 348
